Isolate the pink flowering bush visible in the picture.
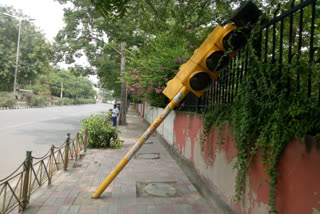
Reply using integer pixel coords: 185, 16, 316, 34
123, 31, 206, 107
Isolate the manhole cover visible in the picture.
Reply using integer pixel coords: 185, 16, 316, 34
144, 183, 177, 197
135, 153, 160, 159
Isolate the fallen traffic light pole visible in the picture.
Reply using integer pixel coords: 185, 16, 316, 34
92, 0, 261, 198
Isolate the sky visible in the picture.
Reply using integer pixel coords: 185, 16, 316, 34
0, 0, 67, 42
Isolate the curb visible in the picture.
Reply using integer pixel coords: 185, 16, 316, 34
0, 106, 41, 110
0, 103, 101, 111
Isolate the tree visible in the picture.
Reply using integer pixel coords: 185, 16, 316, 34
0, 6, 53, 91
29, 69, 96, 99
54, 0, 296, 115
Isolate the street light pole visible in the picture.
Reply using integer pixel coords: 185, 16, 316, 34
91, 36, 127, 125
118, 42, 127, 125
3, 13, 34, 95
13, 18, 22, 95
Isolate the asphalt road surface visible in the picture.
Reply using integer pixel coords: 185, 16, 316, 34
0, 104, 112, 180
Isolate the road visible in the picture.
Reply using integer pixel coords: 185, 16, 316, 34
0, 104, 112, 180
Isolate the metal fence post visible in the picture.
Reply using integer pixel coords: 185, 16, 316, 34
75, 133, 79, 161
196, 97, 200, 113
48, 145, 54, 186
84, 129, 88, 153
21, 151, 32, 211
64, 133, 70, 171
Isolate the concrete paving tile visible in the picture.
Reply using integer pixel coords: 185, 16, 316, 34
43, 197, 56, 206
68, 191, 79, 199
155, 204, 176, 214
66, 205, 80, 214
119, 204, 137, 214
192, 203, 210, 212
173, 204, 194, 214
57, 206, 71, 214
119, 192, 136, 198
36, 206, 59, 214
31, 190, 44, 199
136, 198, 154, 206
53, 198, 66, 206
152, 197, 173, 205
40, 191, 53, 199
172, 197, 188, 205
136, 205, 147, 214
146, 205, 157, 214
119, 197, 136, 206
52, 191, 70, 198
78, 206, 99, 214
22, 205, 41, 214
108, 203, 118, 214
98, 205, 109, 214
31, 199, 47, 206
63, 197, 76, 206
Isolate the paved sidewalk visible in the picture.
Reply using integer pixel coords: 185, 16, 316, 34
21, 109, 214, 214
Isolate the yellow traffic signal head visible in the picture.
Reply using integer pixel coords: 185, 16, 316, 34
163, 24, 238, 99
163, 1, 261, 100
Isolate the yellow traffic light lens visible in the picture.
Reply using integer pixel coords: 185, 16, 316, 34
206, 51, 230, 72
222, 30, 247, 51
189, 72, 212, 91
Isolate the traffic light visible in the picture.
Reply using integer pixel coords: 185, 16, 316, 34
163, 1, 261, 100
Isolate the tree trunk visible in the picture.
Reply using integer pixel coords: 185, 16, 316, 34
118, 42, 127, 125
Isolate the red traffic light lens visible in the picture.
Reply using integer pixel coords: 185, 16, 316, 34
189, 72, 213, 91
222, 30, 247, 51
206, 51, 230, 72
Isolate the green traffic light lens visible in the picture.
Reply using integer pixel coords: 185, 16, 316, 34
206, 51, 230, 72
222, 30, 247, 51
189, 72, 213, 91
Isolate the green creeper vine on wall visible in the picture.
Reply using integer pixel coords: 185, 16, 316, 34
201, 27, 320, 213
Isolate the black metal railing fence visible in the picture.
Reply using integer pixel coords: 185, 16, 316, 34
182, 0, 319, 112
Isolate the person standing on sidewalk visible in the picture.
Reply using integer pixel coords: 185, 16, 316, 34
112, 104, 119, 127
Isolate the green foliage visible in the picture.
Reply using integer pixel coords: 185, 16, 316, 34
100, 89, 114, 102
29, 95, 50, 107
29, 70, 96, 99
54, 0, 300, 106
201, 104, 232, 151
48, 70, 96, 99
81, 113, 123, 148
53, 0, 228, 102
0, 92, 17, 107
0, 6, 53, 91
54, 97, 73, 106
201, 38, 320, 213
94, 50, 121, 97
123, 31, 205, 107
73, 98, 96, 105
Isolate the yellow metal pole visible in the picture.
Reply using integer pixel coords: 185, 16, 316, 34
92, 86, 189, 198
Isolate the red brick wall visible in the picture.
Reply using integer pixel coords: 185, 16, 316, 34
172, 111, 320, 214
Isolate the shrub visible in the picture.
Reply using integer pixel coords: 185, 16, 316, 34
29, 95, 50, 107
73, 98, 96, 105
54, 97, 73, 106
81, 112, 122, 148
0, 92, 17, 107
53, 97, 95, 106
